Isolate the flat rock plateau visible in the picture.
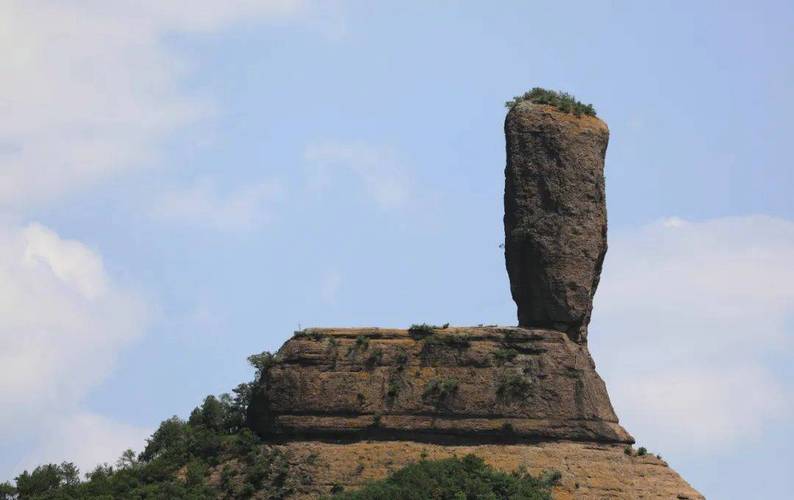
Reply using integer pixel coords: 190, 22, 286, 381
248, 327, 631, 444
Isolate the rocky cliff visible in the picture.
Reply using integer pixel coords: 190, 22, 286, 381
246, 97, 703, 499
248, 327, 631, 444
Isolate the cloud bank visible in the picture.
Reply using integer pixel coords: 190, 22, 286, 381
0, 223, 148, 458
591, 215, 794, 453
0, 0, 302, 211
0, 0, 305, 479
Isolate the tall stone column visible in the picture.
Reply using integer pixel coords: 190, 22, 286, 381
504, 102, 609, 342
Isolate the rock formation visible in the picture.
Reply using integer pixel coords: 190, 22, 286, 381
246, 98, 703, 499
248, 327, 631, 444
504, 103, 608, 341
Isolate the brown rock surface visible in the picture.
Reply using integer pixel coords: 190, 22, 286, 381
270, 440, 704, 499
504, 103, 609, 341
247, 327, 632, 444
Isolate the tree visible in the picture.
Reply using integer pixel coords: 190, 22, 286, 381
116, 449, 138, 470
0, 482, 17, 500
15, 462, 79, 497
140, 416, 188, 462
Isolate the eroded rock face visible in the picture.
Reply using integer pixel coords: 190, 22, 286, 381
504, 103, 609, 341
247, 327, 632, 444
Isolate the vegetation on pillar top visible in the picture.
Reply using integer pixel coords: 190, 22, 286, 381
505, 87, 597, 117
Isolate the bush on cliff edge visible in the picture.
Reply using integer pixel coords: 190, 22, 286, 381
505, 87, 596, 117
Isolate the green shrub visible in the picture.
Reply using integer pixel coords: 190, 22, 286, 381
387, 378, 402, 400
408, 323, 449, 337
247, 351, 276, 381
345, 335, 370, 355
493, 348, 518, 365
294, 329, 323, 340
637, 447, 648, 456
395, 349, 409, 367
328, 454, 555, 499
422, 378, 459, 408
497, 373, 532, 401
505, 87, 596, 117
364, 348, 383, 369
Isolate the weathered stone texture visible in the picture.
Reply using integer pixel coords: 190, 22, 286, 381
504, 103, 609, 341
247, 327, 632, 444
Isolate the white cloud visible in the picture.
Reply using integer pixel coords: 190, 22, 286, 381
591, 215, 794, 453
152, 177, 285, 231
0, 222, 148, 444
0, 0, 303, 210
17, 413, 151, 477
304, 141, 412, 209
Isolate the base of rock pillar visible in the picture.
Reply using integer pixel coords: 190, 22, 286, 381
248, 327, 633, 444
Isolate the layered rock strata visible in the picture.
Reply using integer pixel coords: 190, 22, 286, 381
247, 327, 632, 444
504, 103, 609, 341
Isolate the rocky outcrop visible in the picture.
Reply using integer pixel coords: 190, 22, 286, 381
243, 94, 703, 498
504, 103, 609, 341
247, 327, 632, 444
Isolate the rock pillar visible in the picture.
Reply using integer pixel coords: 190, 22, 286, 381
504, 103, 609, 341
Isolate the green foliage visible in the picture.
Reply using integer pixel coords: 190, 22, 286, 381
14, 462, 79, 497
422, 378, 459, 408
329, 454, 557, 499
247, 351, 276, 381
294, 329, 323, 340
624, 446, 633, 456
505, 87, 596, 117
0, 481, 16, 500
493, 348, 518, 365
9, 351, 293, 499
408, 323, 449, 337
497, 373, 532, 401
387, 377, 402, 400
394, 348, 409, 367
364, 348, 383, 369
637, 447, 648, 456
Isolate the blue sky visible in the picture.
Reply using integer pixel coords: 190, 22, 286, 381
1, 1, 792, 498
